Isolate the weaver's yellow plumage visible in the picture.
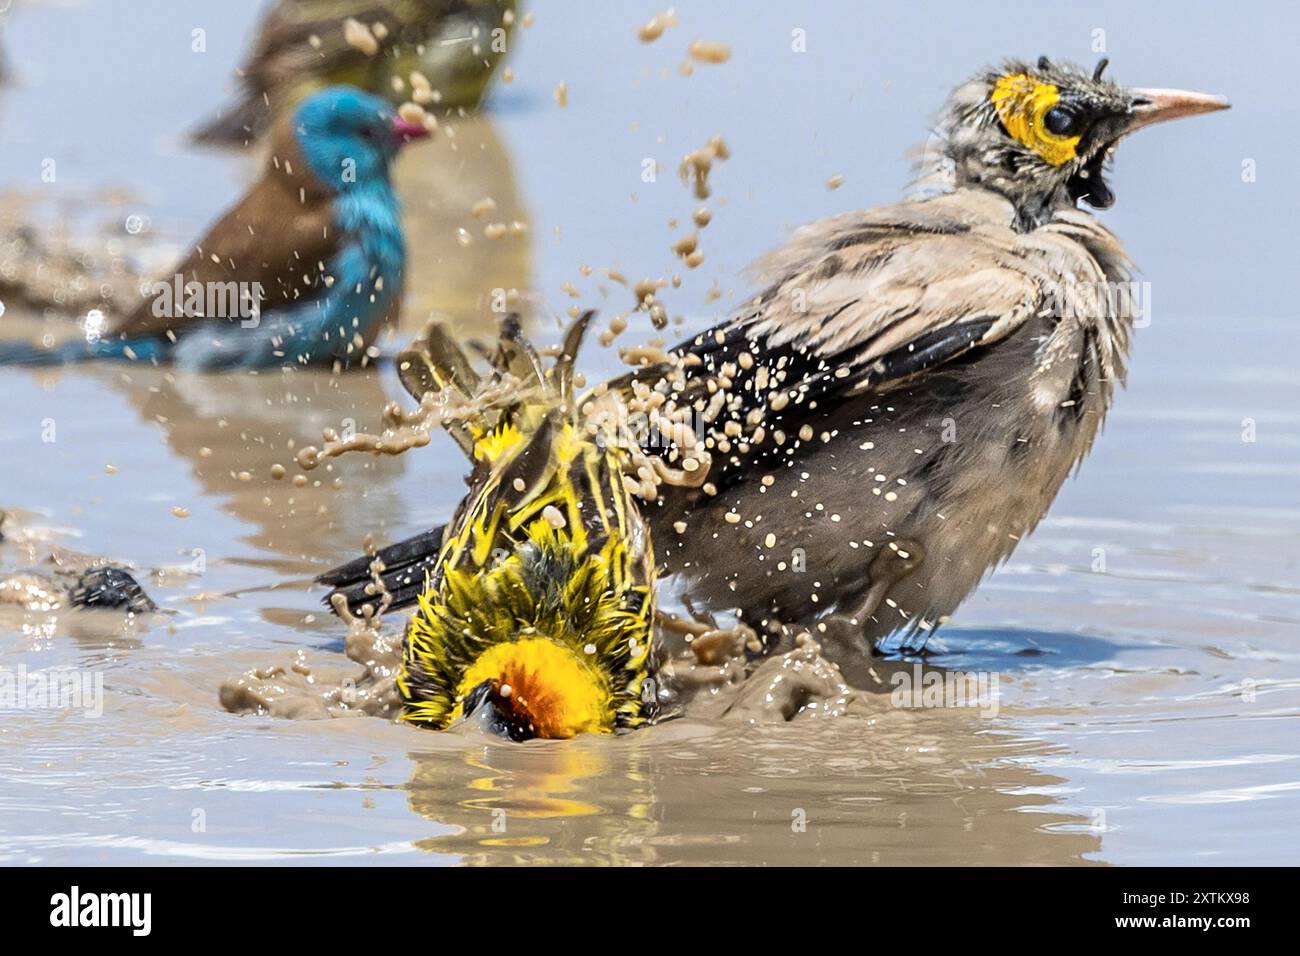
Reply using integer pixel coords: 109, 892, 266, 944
394, 314, 659, 740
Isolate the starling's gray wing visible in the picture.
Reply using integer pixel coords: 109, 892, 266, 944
603, 191, 1103, 500
679, 191, 1055, 410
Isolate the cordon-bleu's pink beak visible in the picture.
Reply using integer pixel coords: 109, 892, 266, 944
390, 115, 430, 148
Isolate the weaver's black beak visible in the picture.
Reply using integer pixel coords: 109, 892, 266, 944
460, 680, 534, 742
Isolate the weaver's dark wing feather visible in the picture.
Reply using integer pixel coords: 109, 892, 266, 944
491, 314, 547, 387
396, 320, 483, 456
324, 410, 564, 617
317, 525, 446, 615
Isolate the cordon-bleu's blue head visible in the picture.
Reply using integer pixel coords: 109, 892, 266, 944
292, 87, 429, 193
244, 86, 427, 369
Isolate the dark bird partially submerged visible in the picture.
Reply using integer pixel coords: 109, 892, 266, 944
67, 566, 157, 615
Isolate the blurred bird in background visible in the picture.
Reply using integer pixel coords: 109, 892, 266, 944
323, 57, 1228, 664
0, 86, 427, 370
320, 313, 661, 739
192, 0, 517, 146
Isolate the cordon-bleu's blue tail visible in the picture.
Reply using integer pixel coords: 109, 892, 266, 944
0, 336, 166, 366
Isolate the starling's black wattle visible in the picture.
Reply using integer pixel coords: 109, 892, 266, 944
1069, 149, 1116, 209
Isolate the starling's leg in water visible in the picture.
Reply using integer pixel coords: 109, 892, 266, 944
814, 540, 925, 659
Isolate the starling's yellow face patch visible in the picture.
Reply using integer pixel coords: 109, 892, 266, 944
456, 638, 613, 739
991, 73, 1081, 166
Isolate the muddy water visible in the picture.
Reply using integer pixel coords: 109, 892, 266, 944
2, 2, 1298, 865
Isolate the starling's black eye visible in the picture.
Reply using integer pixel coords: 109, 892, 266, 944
1043, 105, 1083, 137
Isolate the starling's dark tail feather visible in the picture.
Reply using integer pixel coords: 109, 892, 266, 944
190, 91, 273, 147
0, 336, 164, 366
318, 526, 446, 617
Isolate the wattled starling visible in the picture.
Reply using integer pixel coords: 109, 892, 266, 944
323, 57, 1229, 659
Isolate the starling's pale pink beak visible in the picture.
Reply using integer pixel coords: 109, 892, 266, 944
1123, 88, 1230, 135
390, 115, 430, 148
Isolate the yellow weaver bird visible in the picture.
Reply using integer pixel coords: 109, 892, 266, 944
388, 313, 660, 740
